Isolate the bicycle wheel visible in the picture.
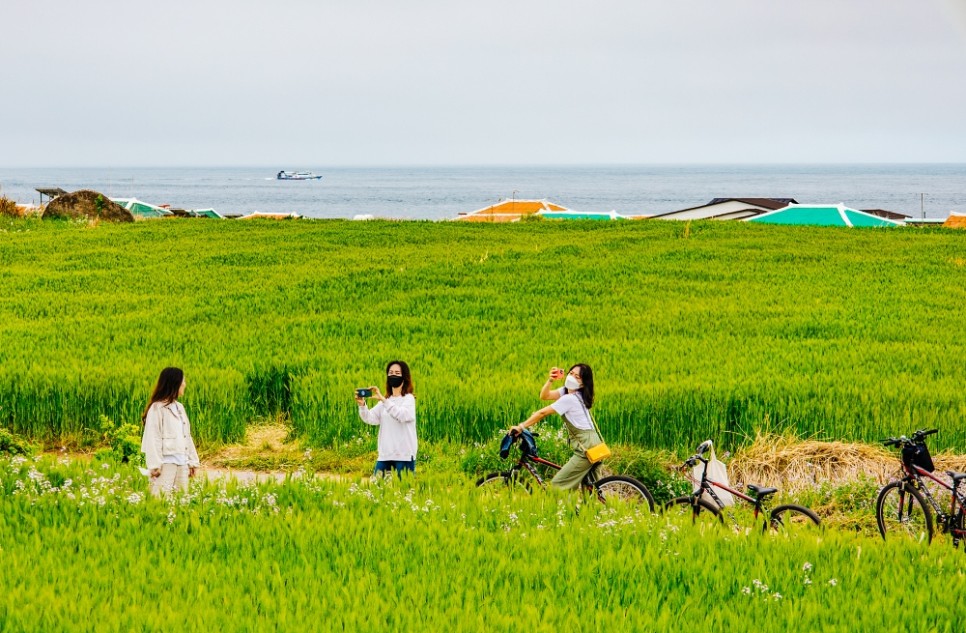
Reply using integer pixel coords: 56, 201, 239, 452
767, 504, 822, 535
594, 475, 655, 512
876, 481, 933, 544
664, 496, 724, 526
476, 471, 530, 495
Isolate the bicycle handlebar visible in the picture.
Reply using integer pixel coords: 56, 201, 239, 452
880, 429, 939, 447
681, 454, 707, 469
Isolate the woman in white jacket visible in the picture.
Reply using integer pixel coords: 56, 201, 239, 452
356, 360, 417, 477
140, 367, 200, 496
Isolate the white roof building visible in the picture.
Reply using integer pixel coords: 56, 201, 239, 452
650, 198, 798, 221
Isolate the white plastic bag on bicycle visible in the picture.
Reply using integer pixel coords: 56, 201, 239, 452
692, 440, 735, 507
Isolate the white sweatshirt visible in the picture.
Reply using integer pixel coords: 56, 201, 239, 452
358, 394, 418, 461
141, 401, 201, 471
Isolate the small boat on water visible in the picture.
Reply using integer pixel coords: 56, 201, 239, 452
276, 170, 323, 180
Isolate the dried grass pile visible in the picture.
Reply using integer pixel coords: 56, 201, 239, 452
727, 432, 898, 493
932, 454, 966, 473
0, 197, 23, 218
42, 190, 134, 223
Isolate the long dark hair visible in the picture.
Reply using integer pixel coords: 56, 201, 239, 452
569, 363, 594, 409
385, 360, 414, 396
142, 367, 184, 423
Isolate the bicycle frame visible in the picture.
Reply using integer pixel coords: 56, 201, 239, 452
683, 447, 792, 527
903, 463, 966, 540
505, 452, 601, 491
686, 456, 771, 520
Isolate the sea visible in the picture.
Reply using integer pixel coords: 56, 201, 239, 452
0, 164, 963, 220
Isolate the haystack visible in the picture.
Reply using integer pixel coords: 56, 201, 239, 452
42, 190, 134, 223
727, 433, 896, 492
726, 433, 966, 495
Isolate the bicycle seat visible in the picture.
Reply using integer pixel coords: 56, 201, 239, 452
747, 485, 777, 499
946, 471, 966, 484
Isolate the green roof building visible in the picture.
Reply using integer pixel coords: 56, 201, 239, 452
538, 210, 629, 221
187, 208, 223, 219
747, 204, 903, 227
110, 198, 173, 219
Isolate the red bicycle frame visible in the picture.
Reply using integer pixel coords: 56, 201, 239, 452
906, 463, 966, 538
684, 460, 771, 519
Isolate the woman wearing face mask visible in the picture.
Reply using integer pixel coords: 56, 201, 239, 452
510, 364, 599, 490
356, 360, 418, 477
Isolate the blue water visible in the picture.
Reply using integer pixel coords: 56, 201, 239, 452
1, 165, 963, 220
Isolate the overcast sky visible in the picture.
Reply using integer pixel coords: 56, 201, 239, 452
3, 0, 966, 166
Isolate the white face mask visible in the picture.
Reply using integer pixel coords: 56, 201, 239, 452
564, 375, 581, 391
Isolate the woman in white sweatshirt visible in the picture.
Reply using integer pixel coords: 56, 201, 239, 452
140, 367, 200, 496
356, 360, 417, 477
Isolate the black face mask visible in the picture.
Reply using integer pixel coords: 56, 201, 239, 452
387, 375, 405, 389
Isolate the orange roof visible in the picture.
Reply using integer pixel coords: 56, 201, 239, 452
456, 199, 568, 222
238, 212, 301, 220
943, 213, 966, 229
460, 213, 521, 223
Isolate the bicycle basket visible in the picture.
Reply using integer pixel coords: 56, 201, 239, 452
902, 442, 935, 472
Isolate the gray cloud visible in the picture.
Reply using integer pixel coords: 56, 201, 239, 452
2, 0, 965, 165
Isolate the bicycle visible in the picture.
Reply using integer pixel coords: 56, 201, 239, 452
475, 430, 656, 511
665, 440, 821, 533
876, 428, 966, 546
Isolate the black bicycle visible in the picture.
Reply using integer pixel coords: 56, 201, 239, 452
876, 429, 966, 546
665, 440, 821, 533
476, 430, 656, 511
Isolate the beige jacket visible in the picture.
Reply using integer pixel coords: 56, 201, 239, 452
141, 401, 201, 470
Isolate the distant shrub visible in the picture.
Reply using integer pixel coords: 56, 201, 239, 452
0, 197, 23, 218
0, 427, 33, 455
93, 415, 143, 464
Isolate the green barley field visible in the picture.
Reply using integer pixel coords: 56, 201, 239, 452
1, 456, 964, 633
1, 217, 963, 452
2, 218, 965, 632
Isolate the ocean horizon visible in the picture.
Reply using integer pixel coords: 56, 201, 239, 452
1, 164, 963, 220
